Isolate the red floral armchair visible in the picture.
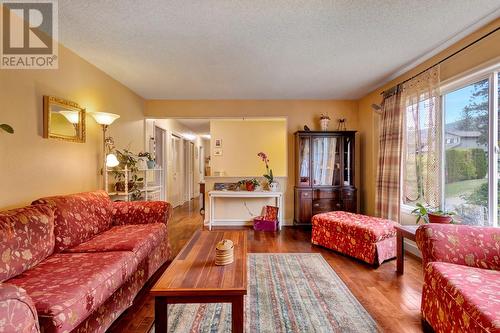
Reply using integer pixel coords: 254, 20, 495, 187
416, 224, 500, 333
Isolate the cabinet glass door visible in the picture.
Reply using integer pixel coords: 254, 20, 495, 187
312, 136, 341, 186
343, 136, 353, 186
297, 136, 310, 186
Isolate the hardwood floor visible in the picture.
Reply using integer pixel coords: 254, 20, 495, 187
108, 198, 424, 333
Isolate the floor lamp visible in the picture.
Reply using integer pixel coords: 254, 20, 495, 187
91, 112, 120, 189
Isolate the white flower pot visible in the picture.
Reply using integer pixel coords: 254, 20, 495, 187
269, 182, 279, 192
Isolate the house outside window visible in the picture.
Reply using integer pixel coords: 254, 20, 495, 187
402, 62, 499, 227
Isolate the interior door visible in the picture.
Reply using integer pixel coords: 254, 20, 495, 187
154, 126, 166, 200
169, 134, 182, 207
189, 142, 195, 199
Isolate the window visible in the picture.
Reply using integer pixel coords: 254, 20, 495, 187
443, 79, 489, 226
403, 64, 499, 227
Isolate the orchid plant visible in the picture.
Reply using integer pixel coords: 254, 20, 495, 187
258, 152, 274, 184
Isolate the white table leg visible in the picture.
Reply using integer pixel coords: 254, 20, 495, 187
278, 194, 283, 230
209, 195, 213, 231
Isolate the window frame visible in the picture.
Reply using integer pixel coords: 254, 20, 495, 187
401, 58, 500, 227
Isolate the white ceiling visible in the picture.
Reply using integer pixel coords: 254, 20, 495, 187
59, 1, 500, 100
175, 119, 210, 134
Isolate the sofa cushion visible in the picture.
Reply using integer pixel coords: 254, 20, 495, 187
66, 223, 167, 262
32, 191, 113, 252
6, 251, 138, 333
112, 201, 172, 226
0, 204, 55, 282
312, 211, 396, 242
425, 261, 500, 331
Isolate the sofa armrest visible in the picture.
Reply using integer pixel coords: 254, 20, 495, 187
0, 283, 40, 333
112, 201, 172, 226
416, 224, 500, 270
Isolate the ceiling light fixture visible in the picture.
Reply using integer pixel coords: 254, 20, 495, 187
182, 133, 197, 141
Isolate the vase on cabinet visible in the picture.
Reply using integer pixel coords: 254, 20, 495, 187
320, 117, 330, 131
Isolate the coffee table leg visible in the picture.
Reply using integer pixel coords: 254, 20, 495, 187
155, 296, 168, 332
231, 296, 244, 333
397, 230, 404, 274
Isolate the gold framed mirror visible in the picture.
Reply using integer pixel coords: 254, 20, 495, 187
43, 96, 86, 143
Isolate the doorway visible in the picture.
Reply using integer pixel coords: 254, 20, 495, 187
184, 141, 195, 201
154, 126, 166, 200
169, 133, 183, 207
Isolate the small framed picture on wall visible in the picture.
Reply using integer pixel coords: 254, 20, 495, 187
215, 139, 222, 148
214, 148, 223, 156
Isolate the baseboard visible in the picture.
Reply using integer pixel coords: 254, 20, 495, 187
405, 239, 421, 258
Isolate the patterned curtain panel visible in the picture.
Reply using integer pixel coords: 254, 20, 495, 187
376, 89, 403, 221
401, 66, 441, 208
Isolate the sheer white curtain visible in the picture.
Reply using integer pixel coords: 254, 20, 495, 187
402, 66, 441, 208
313, 137, 337, 185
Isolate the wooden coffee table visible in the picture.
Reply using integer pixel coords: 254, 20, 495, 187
150, 230, 247, 332
395, 225, 418, 274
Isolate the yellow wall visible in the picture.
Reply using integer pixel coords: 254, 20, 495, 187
209, 118, 287, 177
0, 44, 145, 209
145, 100, 359, 222
357, 18, 500, 217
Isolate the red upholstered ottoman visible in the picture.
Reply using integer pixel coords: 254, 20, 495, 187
311, 211, 397, 265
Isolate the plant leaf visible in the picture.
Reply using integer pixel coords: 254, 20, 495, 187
0, 124, 14, 134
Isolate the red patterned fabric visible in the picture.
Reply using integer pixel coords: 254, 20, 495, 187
0, 205, 55, 282
66, 223, 167, 263
311, 211, 397, 265
416, 224, 500, 270
112, 201, 172, 226
71, 238, 170, 333
6, 252, 138, 333
0, 283, 39, 333
421, 262, 500, 333
32, 191, 113, 252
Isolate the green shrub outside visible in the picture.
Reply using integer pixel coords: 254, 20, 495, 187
445, 149, 477, 183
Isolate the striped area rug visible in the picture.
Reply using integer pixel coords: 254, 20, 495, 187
151, 253, 379, 333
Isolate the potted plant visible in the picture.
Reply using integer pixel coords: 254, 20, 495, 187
0, 124, 14, 134
411, 203, 455, 224
258, 152, 278, 191
238, 178, 260, 192
112, 149, 143, 201
138, 151, 155, 169
319, 114, 330, 131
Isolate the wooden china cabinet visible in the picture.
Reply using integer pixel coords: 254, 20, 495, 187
294, 131, 357, 225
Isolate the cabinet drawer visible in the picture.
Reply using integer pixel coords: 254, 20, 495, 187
313, 189, 341, 200
300, 190, 312, 199
312, 199, 340, 214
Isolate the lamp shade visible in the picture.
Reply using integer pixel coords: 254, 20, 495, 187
91, 112, 120, 126
59, 111, 80, 124
106, 153, 120, 167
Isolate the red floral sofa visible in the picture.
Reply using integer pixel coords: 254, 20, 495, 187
416, 224, 500, 333
0, 190, 172, 333
311, 211, 397, 265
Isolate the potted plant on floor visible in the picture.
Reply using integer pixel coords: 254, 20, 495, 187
112, 149, 143, 201
411, 203, 455, 224
258, 152, 278, 191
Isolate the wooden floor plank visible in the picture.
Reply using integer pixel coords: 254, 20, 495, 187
108, 198, 424, 333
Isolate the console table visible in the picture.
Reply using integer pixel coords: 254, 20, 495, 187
208, 190, 284, 230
